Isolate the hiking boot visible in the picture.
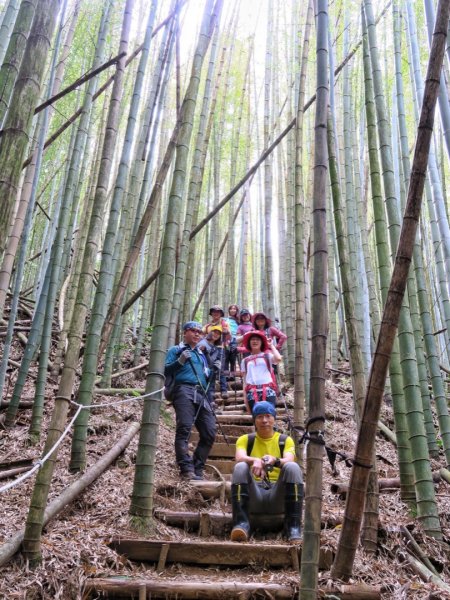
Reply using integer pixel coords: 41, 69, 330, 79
230, 483, 250, 542
283, 482, 303, 542
180, 471, 203, 481
221, 391, 229, 399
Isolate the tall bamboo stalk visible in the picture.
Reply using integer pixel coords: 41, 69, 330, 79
299, 2, 328, 598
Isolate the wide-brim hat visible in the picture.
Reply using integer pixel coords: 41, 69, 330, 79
209, 305, 224, 316
242, 330, 270, 352
252, 312, 271, 327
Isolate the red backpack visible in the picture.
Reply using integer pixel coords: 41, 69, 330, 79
242, 353, 278, 394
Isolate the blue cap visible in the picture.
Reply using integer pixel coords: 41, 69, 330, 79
252, 401, 276, 418
183, 321, 202, 331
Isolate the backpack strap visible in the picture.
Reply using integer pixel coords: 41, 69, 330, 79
278, 433, 287, 456
247, 433, 256, 455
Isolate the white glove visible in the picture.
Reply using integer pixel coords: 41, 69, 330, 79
213, 359, 222, 370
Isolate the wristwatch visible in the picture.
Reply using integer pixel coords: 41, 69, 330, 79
274, 458, 281, 468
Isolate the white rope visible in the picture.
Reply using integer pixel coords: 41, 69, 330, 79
0, 387, 164, 494
69, 387, 165, 409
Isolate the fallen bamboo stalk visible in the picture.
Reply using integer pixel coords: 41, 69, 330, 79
397, 549, 450, 594
82, 578, 382, 599
110, 361, 149, 380
377, 421, 397, 444
0, 466, 32, 480
0, 400, 34, 410
400, 526, 439, 577
332, 471, 441, 497
0, 421, 140, 567
93, 388, 145, 396
440, 467, 450, 484
82, 579, 296, 599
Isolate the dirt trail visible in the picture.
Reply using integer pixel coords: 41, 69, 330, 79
1, 363, 449, 598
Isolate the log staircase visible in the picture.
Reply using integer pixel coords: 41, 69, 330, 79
82, 379, 380, 599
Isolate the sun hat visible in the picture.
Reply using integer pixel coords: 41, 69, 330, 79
209, 305, 224, 316
209, 325, 223, 333
252, 312, 272, 327
242, 330, 270, 353
252, 401, 276, 418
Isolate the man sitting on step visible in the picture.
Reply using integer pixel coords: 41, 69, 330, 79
230, 401, 303, 543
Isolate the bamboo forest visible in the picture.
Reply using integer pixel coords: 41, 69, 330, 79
2, 0, 450, 597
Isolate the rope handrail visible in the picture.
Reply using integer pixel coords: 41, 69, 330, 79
0, 387, 164, 494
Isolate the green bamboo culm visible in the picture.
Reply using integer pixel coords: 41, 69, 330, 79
299, 1, 329, 598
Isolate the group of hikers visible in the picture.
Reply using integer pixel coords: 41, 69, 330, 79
164, 305, 303, 543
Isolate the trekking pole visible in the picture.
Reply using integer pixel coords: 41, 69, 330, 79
187, 357, 231, 446
234, 350, 241, 406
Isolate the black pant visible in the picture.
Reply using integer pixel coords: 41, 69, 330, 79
224, 344, 237, 373
172, 384, 216, 474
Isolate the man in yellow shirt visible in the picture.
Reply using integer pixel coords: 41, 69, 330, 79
230, 401, 303, 542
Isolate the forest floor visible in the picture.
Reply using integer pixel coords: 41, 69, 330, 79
1, 346, 450, 599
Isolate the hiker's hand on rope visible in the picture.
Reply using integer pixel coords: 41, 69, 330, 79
178, 349, 191, 365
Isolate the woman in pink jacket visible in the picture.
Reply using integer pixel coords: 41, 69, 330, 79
251, 312, 287, 351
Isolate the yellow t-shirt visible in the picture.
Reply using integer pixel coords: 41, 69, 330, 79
236, 432, 295, 482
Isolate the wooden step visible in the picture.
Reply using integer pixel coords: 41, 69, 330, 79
206, 459, 234, 474
216, 414, 253, 424
83, 578, 298, 599
207, 443, 236, 458
154, 509, 232, 535
217, 424, 253, 436
190, 432, 239, 445
153, 510, 284, 536
155, 509, 343, 535
108, 539, 336, 570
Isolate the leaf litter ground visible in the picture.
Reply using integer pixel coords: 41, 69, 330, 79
1, 355, 450, 599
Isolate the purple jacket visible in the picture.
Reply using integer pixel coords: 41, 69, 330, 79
237, 323, 254, 337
